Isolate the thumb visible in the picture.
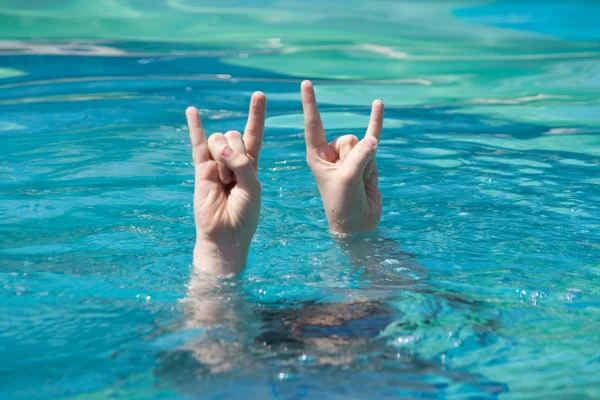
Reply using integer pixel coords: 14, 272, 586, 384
219, 145, 259, 192
342, 136, 378, 178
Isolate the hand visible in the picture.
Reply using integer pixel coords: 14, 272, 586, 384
301, 81, 384, 234
186, 92, 266, 275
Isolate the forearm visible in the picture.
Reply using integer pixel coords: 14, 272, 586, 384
184, 269, 256, 373
334, 231, 424, 282
334, 230, 388, 263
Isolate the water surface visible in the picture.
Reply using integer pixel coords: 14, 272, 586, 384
1, 1, 599, 399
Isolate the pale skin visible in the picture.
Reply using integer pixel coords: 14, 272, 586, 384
186, 91, 266, 275
187, 81, 384, 275
301, 80, 384, 234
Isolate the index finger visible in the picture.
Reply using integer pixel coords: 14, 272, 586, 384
243, 91, 266, 163
301, 80, 327, 150
186, 106, 210, 165
365, 100, 384, 142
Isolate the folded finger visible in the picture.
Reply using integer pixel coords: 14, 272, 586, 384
330, 135, 359, 163
219, 145, 260, 194
207, 132, 234, 185
225, 130, 247, 155
343, 136, 378, 179
365, 100, 384, 142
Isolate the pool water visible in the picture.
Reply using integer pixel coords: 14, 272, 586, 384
1, 1, 599, 398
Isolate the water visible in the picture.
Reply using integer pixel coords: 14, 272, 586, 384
1, 1, 599, 398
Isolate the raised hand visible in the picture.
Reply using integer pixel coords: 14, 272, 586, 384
301, 81, 383, 234
186, 92, 266, 275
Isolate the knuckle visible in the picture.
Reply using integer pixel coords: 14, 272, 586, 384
224, 130, 242, 140
357, 142, 373, 156
306, 120, 320, 132
207, 132, 224, 144
333, 135, 359, 150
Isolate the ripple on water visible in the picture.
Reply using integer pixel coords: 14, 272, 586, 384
420, 159, 462, 168
474, 156, 552, 169
412, 148, 458, 156
519, 168, 545, 175
1, 1, 600, 398
266, 112, 410, 130
0, 67, 26, 79
0, 121, 26, 131
428, 133, 600, 157
519, 181, 542, 187
558, 158, 597, 167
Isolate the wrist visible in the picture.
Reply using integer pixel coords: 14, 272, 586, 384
328, 219, 378, 235
318, 186, 381, 235
193, 238, 249, 275
325, 210, 380, 235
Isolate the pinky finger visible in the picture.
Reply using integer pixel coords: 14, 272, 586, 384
365, 100, 384, 142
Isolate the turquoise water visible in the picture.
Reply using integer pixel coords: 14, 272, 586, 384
1, 1, 600, 398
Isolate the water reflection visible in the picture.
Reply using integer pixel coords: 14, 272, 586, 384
156, 235, 506, 397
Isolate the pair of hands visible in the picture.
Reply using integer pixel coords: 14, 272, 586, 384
187, 81, 384, 275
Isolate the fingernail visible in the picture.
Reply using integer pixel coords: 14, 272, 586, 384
221, 145, 234, 158
365, 136, 378, 149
